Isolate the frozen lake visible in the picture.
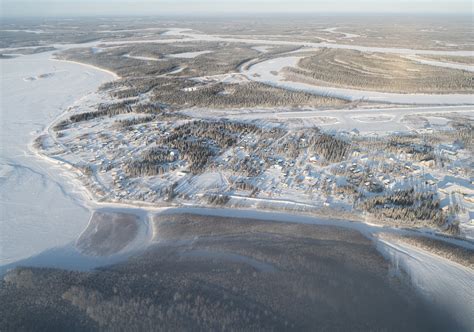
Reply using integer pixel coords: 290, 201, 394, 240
0, 51, 114, 265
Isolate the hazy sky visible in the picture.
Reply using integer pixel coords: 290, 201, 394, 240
2, 0, 472, 17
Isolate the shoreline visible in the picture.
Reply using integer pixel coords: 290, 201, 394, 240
20, 38, 473, 268
26, 139, 474, 255
50, 57, 121, 80
29, 58, 474, 254
0, 49, 119, 265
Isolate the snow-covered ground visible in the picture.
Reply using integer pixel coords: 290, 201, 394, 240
252, 45, 273, 53
0, 50, 114, 265
244, 56, 474, 105
175, 172, 229, 197
184, 105, 473, 133
167, 50, 212, 58
123, 54, 162, 61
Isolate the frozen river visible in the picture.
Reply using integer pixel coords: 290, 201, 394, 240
0, 51, 114, 265
244, 56, 474, 105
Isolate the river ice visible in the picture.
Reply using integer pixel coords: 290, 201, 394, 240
0, 51, 114, 265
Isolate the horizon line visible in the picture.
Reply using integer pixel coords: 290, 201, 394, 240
2, 12, 473, 19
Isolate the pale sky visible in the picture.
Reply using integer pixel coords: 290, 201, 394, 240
1, 0, 472, 17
